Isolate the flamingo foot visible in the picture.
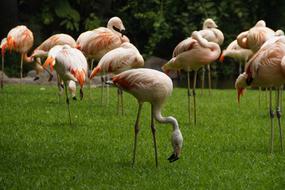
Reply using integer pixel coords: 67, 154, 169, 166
33, 76, 40, 81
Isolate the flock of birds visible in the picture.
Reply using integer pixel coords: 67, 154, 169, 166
1, 16, 285, 166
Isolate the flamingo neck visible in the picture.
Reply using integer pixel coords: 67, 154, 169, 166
153, 104, 180, 132
23, 53, 33, 63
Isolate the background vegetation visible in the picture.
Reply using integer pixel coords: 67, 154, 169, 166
1, 0, 285, 80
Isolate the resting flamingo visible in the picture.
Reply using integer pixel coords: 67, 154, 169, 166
76, 16, 129, 105
235, 36, 285, 153
89, 42, 144, 114
43, 45, 88, 125
163, 31, 221, 125
112, 68, 183, 166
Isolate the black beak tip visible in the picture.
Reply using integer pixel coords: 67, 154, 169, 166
167, 153, 179, 163
72, 97, 77, 101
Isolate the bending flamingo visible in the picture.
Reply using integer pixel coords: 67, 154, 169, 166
235, 36, 285, 153
163, 31, 221, 125
89, 42, 144, 114
43, 45, 88, 125
112, 68, 183, 166
31, 33, 76, 81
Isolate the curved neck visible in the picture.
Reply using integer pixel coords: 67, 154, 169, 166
192, 32, 221, 59
152, 104, 180, 132
23, 53, 33, 63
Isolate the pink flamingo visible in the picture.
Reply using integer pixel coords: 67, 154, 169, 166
235, 36, 285, 153
2, 25, 34, 84
163, 31, 221, 125
89, 42, 144, 114
112, 68, 183, 166
43, 45, 88, 125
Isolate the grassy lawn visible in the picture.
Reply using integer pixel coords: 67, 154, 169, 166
1, 84, 285, 189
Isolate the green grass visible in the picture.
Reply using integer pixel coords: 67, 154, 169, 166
1, 84, 285, 189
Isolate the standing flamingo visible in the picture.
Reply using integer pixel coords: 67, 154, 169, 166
89, 42, 144, 114
2, 25, 34, 83
197, 18, 224, 94
235, 36, 285, 153
112, 68, 183, 166
43, 45, 88, 125
163, 31, 221, 125
76, 16, 129, 105
220, 40, 253, 74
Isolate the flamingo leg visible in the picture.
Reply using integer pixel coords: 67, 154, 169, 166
89, 59, 94, 100
187, 71, 191, 125
132, 103, 143, 166
238, 61, 242, 74
116, 88, 124, 115
151, 104, 158, 167
120, 89, 124, 115
269, 87, 274, 153
207, 64, 211, 95
64, 82, 72, 126
100, 76, 104, 105
57, 74, 63, 103
201, 66, 205, 95
193, 71, 197, 125
1, 53, 4, 89
258, 87, 261, 108
20, 53, 24, 86
276, 87, 283, 151
80, 88, 83, 100
106, 75, 109, 106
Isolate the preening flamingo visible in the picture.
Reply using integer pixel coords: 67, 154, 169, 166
163, 31, 221, 125
220, 40, 253, 74
76, 16, 129, 104
89, 42, 144, 114
31, 33, 76, 81
2, 25, 34, 83
235, 36, 285, 153
43, 45, 88, 125
112, 68, 183, 166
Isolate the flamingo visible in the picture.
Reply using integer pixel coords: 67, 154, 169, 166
0, 38, 7, 89
237, 20, 275, 53
2, 25, 34, 83
43, 45, 88, 125
76, 16, 129, 105
112, 68, 183, 166
220, 40, 253, 74
163, 31, 221, 125
89, 42, 144, 114
196, 18, 224, 94
235, 36, 285, 153
31, 33, 77, 81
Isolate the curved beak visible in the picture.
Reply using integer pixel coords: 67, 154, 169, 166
120, 29, 126, 37
89, 67, 101, 79
167, 147, 181, 163
219, 53, 225, 63
43, 56, 55, 73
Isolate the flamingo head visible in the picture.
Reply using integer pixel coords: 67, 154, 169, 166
203, 18, 218, 29
43, 56, 55, 73
6, 36, 16, 50
108, 16, 126, 37
235, 73, 248, 103
161, 58, 179, 75
71, 68, 86, 88
168, 128, 183, 163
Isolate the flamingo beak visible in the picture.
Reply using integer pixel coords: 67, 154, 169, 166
237, 87, 245, 103
43, 56, 55, 73
75, 44, 81, 50
219, 53, 225, 62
